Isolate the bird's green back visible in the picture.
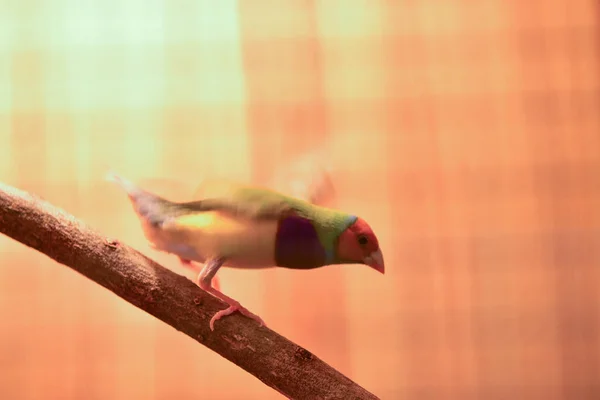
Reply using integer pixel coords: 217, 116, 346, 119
226, 185, 357, 263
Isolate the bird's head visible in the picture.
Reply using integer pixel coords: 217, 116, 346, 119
337, 217, 384, 274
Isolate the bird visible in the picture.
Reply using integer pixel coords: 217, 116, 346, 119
107, 170, 384, 331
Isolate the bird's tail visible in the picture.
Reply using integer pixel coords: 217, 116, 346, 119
106, 169, 180, 228
105, 170, 145, 198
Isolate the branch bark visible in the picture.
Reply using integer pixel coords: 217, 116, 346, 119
0, 182, 379, 400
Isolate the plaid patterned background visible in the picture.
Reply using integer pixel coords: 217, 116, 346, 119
1, 1, 599, 399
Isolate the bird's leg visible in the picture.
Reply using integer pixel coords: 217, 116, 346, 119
146, 243, 221, 289
178, 257, 220, 291
197, 257, 265, 331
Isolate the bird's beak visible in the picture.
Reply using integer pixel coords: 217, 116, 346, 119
363, 248, 385, 274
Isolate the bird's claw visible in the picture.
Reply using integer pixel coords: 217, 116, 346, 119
209, 301, 265, 331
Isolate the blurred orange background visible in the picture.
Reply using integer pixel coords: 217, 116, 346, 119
1, 1, 599, 399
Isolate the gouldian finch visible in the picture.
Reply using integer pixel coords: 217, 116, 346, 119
107, 172, 384, 331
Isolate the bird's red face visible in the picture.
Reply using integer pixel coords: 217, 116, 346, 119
337, 217, 385, 274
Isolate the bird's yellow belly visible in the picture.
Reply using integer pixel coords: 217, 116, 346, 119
167, 211, 279, 268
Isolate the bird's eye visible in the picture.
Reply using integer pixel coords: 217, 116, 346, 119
358, 235, 368, 245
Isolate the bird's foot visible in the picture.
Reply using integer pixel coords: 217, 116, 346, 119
209, 301, 265, 331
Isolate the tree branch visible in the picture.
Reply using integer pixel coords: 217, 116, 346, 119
0, 182, 379, 400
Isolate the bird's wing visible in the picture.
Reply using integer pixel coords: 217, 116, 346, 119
268, 149, 336, 207
173, 186, 300, 223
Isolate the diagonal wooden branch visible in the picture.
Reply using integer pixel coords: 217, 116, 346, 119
0, 182, 379, 400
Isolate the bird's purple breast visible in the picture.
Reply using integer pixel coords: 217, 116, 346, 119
274, 215, 327, 269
